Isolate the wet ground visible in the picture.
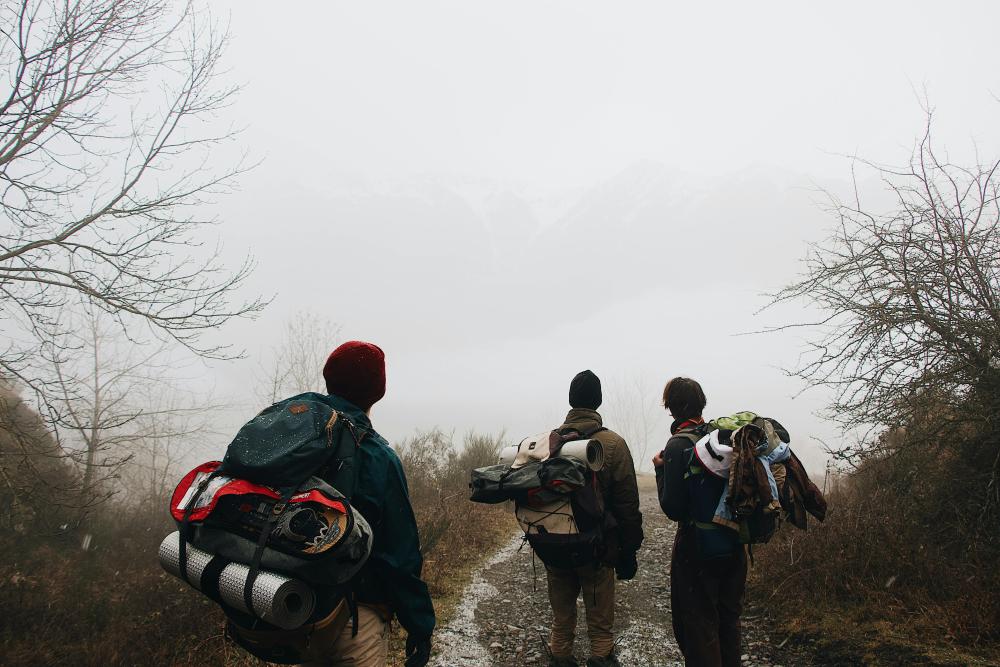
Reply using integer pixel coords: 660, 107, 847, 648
431, 486, 806, 667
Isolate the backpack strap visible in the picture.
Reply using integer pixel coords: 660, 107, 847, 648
672, 431, 702, 474
343, 417, 364, 502
702, 438, 725, 462
673, 431, 701, 445
177, 469, 222, 586
329, 411, 364, 636
242, 484, 298, 615
550, 425, 607, 457
570, 426, 608, 440
347, 590, 360, 637
323, 411, 364, 501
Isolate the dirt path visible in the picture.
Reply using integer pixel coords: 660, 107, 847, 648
431, 485, 799, 667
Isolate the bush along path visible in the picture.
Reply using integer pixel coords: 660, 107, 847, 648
430, 483, 811, 667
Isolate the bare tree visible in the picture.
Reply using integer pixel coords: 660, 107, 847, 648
771, 113, 1000, 477
117, 390, 215, 507
256, 310, 342, 404
0, 0, 265, 401
605, 373, 664, 471
43, 301, 210, 515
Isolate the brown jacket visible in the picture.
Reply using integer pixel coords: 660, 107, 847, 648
557, 408, 644, 562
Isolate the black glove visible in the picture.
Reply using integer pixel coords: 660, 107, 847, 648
615, 549, 638, 581
405, 634, 432, 667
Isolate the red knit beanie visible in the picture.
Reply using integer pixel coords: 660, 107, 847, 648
322, 341, 386, 411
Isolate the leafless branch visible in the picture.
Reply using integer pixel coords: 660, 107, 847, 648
767, 112, 1000, 493
0, 0, 266, 406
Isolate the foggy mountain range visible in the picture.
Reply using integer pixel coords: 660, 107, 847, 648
214, 160, 839, 472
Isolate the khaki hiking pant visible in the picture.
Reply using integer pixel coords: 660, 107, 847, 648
298, 605, 390, 667
546, 562, 616, 660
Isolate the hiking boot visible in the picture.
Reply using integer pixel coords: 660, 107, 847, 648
586, 652, 621, 667
547, 656, 579, 667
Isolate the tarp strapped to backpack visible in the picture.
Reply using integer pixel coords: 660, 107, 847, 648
469, 426, 615, 569
469, 456, 588, 505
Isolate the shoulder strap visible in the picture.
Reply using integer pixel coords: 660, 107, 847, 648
674, 431, 701, 445
675, 431, 703, 478
322, 411, 364, 500
550, 425, 606, 457
177, 469, 222, 586
554, 424, 607, 441
242, 485, 297, 615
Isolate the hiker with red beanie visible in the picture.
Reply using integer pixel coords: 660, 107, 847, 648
301, 341, 435, 667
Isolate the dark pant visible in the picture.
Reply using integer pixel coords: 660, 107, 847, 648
670, 526, 747, 667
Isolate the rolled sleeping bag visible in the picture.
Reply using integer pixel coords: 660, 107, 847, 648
498, 439, 605, 471
561, 439, 605, 471
498, 445, 519, 466
159, 531, 315, 630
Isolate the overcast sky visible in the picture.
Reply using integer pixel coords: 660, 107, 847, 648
190, 1, 1000, 472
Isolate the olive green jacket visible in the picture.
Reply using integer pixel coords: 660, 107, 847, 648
558, 408, 644, 562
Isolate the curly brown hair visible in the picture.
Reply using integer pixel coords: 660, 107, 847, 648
661, 377, 706, 420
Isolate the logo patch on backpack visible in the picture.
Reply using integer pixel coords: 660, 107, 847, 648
289, 403, 309, 415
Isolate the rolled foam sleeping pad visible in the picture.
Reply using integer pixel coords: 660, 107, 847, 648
498, 438, 605, 471
158, 531, 315, 629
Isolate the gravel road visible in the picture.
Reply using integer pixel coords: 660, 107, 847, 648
430, 484, 801, 667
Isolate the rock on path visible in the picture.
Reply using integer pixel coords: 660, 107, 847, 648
431, 484, 793, 667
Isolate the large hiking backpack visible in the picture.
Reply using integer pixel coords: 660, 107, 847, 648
167, 392, 374, 664
672, 427, 742, 559
676, 421, 784, 559
511, 426, 616, 569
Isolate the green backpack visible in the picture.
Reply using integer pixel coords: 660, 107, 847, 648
220, 392, 363, 496
177, 393, 366, 619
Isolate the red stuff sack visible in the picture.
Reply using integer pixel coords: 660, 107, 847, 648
170, 461, 372, 586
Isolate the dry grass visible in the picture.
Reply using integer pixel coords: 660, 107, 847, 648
749, 434, 1000, 665
0, 430, 515, 667
0, 507, 253, 666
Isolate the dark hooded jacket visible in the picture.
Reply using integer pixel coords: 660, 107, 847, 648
558, 408, 643, 562
655, 418, 713, 522
326, 394, 435, 639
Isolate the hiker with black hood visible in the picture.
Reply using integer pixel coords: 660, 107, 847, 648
300, 341, 435, 667
545, 370, 643, 667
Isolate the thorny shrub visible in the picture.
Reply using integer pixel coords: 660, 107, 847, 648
751, 419, 1000, 652
756, 116, 1000, 659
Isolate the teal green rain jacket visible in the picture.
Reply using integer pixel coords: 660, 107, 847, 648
326, 394, 435, 639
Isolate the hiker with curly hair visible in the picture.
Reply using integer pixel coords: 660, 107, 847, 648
652, 377, 745, 667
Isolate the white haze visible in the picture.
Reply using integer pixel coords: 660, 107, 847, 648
183, 0, 1000, 473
